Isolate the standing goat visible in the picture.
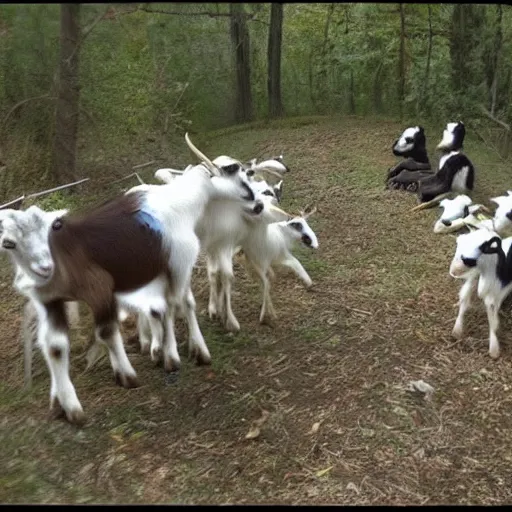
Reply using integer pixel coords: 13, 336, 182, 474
0, 134, 261, 425
240, 203, 319, 324
449, 227, 512, 359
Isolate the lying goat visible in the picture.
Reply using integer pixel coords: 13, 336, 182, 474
0, 134, 261, 425
386, 125, 433, 191
418, 121, 475, 203
433, 195, 490, 234
450, 227, 512, 359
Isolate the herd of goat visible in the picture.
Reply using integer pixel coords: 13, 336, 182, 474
389, 120, 512, 362
0, 134, 318, 425
2, 122, 512, 426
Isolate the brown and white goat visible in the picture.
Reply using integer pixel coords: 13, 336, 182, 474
0, 135, 262, 425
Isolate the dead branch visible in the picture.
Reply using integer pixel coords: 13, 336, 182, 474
2, 95, 57, 128
0, 195, 25, 210
479, 104, 510, 132
26, 178, 90, 199
132, 160, 157, 170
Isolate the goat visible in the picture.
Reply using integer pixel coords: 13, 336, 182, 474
0, 134, 262, 425
449, 226, 512, 359
433, 195, 490, 234
385, 126, 433, 191
490, 191, 512, 237
417, 121, 475, 203
240, 204, 319, 324
196, 156, 288, 332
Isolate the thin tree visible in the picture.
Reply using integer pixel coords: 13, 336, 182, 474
398, 3, 406, 118
267, 3, 284, 118
230, 3, 253, 123
52, 4, 81, 183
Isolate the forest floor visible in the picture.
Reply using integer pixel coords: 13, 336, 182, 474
2, 116, 512, 505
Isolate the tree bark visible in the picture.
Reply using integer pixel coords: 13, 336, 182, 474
398, 3, 406, 118
52, 4, 81, 183
490, 4, 502, 116
420, 4, 433, 110
267, 3, 284, 118
230, 3, 253, 123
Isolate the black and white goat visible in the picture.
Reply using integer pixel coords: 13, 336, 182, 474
449, 227, 512, 359
385, 126, 433, 191
0, 135, 262, 425
417, 121, 475, 203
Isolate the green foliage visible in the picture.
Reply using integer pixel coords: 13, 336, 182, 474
0, 2, 512, 200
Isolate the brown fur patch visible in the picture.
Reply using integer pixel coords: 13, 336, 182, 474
48, 191, 169, 322
49, 346, 62, 359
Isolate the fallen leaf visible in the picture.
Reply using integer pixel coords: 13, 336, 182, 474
245, 410, 270, 440
315, 466, 333, 478
346, 482, 359, 494
245, 426, 261, 440
309, 422, 321, 435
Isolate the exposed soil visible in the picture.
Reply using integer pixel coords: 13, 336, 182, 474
2, 116, 512, 505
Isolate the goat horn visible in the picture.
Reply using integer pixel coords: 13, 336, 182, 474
268, 203, 293, 220
300, 205, 317, 219
410, 192, 453, 213
185, 133, 220, 177
254, 168, 285, 179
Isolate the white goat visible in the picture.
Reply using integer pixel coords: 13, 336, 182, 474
240, 204, 319, 324
0, 134, 262, 425
153, 155, 288, 333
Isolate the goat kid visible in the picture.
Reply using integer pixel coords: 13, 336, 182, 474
241, 203, 319, 324
449, 227, 512, 359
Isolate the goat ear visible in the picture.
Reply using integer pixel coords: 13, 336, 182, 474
273, 180, 283, 202
481, 236, 501, 254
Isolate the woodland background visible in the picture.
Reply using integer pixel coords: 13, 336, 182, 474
0, 3, 511, 199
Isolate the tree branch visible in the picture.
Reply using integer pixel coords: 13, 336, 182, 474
2, 95, 57, 128
139, 6, 254, 19
479, 104, 510, 131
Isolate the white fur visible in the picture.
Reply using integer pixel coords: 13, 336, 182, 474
0, 147, 261, 423
449, 228, 512, 358
241, 199, 319, 324
437, 123, 459, 150
393, 126, 420, 154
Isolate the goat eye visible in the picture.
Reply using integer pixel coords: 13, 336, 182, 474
289, 222, 303, 231
405, 137, 413, 143
262, 190, 274, 197
222, 163, 240, 174
52, 218, 63, 231
1, 239, 16, 250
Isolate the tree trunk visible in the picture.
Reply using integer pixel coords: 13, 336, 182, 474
420, 4, 433, 111
267, 3, 284, 118
52, 4, 81, 183
230, 3, 253, 123
490, 4, 503, 116
349, 69, 356, 114
398, 3, 406, 118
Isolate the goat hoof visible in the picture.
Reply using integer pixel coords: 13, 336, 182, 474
150, 346, 163, 363
225, 318, 240, 333
195, 352, 212, 366
451, 326, 463, 339
114, 371, 140, 389
140, 343, 150, 355
260, 315, 276, 327
489, 347, 500, 359
164, 357, 181, 373
49, 397, 67, 420
49, 398, 86, 426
